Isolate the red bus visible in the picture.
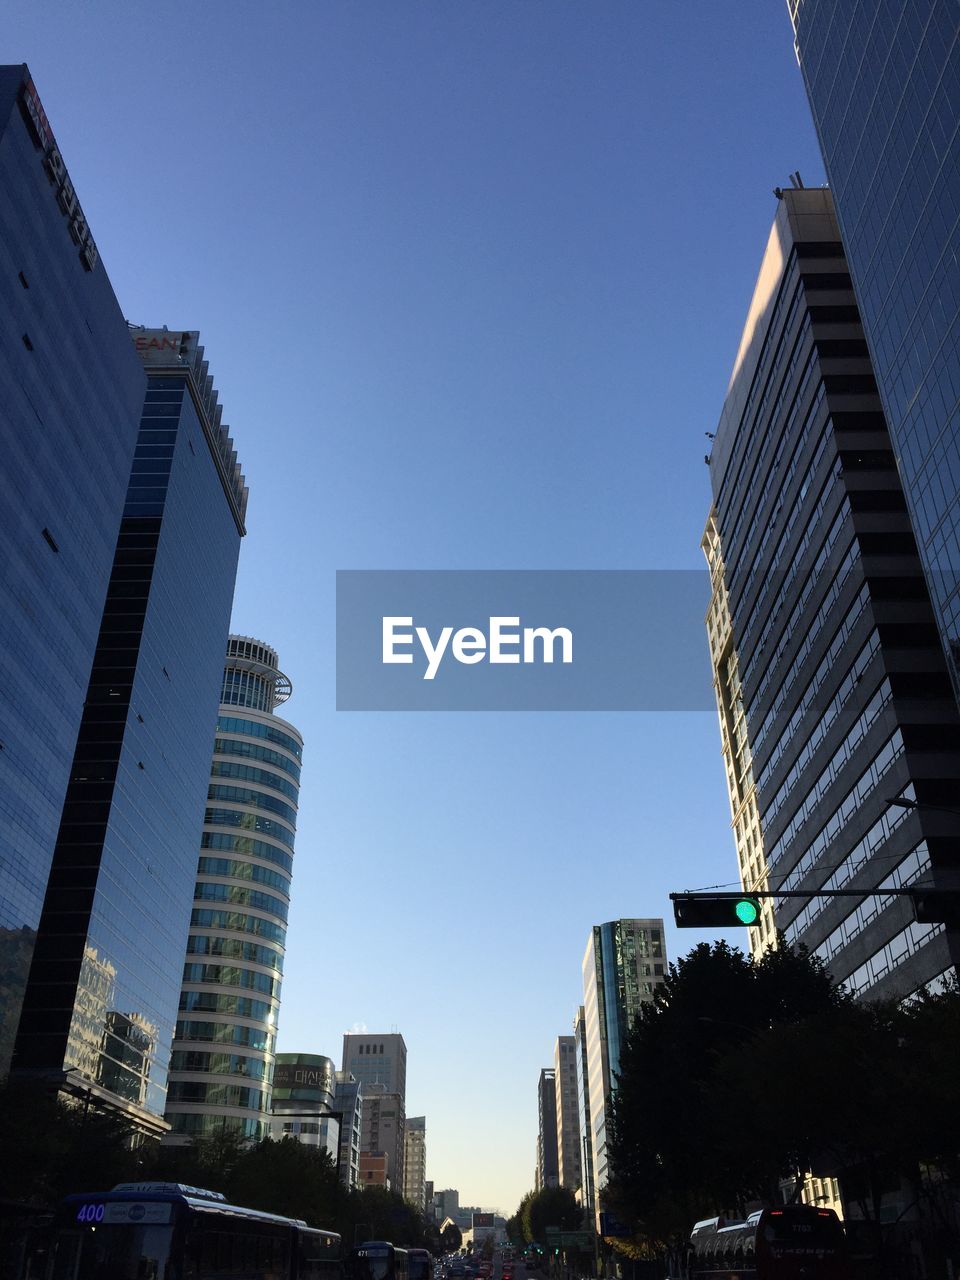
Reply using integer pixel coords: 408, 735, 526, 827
687, 1205, 849, 1278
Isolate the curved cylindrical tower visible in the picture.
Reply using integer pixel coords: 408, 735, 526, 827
164, 636, 301, 1142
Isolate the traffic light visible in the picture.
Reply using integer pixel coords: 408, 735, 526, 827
672, 894, 762, 928
910, 889, 960, 927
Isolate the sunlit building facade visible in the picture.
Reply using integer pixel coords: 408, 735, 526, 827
554, 1035, 581, 1193
705, 187, 960, 1000
582, 918, 666, 1221
402, 1115, 427, 1211
165, 637, 300, 1142
573, 1004, 595, 1211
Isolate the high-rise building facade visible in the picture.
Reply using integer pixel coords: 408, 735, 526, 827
582, 918, 666, 1215
0, 65, 146, 1078
341, 1032, 407, 1098
553, 1035, 581, 1193
705, 188, 960, 999
358, 1084, 405, 1190
536, 1067, 559, 1191
269, 1053, 339, 1161
12, 329, 246, 1134
341, 1032, 407, 1188
403, 1115, 427, 1211
573, 1005, 595, 1211
335, 1072, 364, 1189
789, 1, 960, 705
165, 636, 301, 1142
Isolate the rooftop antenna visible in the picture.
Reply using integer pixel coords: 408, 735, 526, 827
789, 170, 804, 189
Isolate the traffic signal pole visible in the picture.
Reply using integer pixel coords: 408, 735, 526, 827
671, 887, 960, 927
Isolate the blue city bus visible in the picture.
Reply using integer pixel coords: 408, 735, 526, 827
347, 1240, 410, 1280
406, 1248, 433, 1280
45, 1182, 342, 1280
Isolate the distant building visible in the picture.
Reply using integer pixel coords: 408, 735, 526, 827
403, 1115, 427, 1211
424, 1180, 435, 1221
582, 919, 666, 1220
358, 1083, 405, 1190
360, 1151, 389, 1189
554, 1035, 581, 1192
573, 1005, 595, 1210
335, 1071, 363, 1189
537, 1067, 559, 1190
268, 1054, 339, 1163
342, 1033, 407, 1189
433, 1189, 459, 1224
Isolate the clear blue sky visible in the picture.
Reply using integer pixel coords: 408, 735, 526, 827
9, 1, 825, 1213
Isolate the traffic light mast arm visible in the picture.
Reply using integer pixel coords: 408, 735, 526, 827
670, 889, 919, 901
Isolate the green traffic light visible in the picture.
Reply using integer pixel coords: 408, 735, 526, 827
735, 898, 759, 924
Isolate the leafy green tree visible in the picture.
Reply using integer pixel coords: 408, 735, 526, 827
524, 1186, 581, 1244
606, 940, 849, 1255
506, 1192, 533, 1246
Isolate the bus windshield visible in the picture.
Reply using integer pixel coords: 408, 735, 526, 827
48, 1225, 174, 1280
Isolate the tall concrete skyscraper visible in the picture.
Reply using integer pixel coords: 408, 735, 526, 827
536, 1067, 559, 1191
553, 1035, 581, 1193
573, 1005, 595, 1212
12, 329, 246, 1134
789, 1, 960, 707
403, 1115, 427, 1210
341, 1032, 407, 1097
582, 918, 666, 1219
165, 637, 301, 1142
704, 187, 960, 998
0, 65, 146, 1078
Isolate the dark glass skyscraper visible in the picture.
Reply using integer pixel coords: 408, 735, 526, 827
13, 330, 247, 1134
705, 188, 960, 1002
788, 1, 960, 701
0, 65, 145, 1077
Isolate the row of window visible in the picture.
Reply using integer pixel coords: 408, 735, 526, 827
768, 730, 904, 871
204, 808, 295, 848
716, 263, 803, 517
216, 715, 302, 760
213, 735, 301, 781
195, 881, 289, 921
726, 320, 820, 589
182, 961, 281, 997
187, 933, 284, 970
178, 990, 274, 1021
742, 499, 851, 697
167, 1080, 265, 1109
210, 758, 299, 803
843, 920, 945, 999
752, 573, 868, 763
787, 842, 930, 955
761, 679, 892, 832
170, 1049, 267, 1079
734, 424, 835, 649
776, 783, 914, 904
175, 1018, 274, 1052
190, 907, 286, 944
207, 783, 298, 826
197, 856, 291, 896
201, 831, 293, 875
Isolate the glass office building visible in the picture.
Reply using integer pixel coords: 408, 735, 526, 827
581, 918, 666, 1222
165, 636, 301, 1142
789, 1, 960, 705
0, 66, 146, 1077
705, 188, 960, 1002
573, 1004, 595, 1212
13, 331, 246, 1134
536, 1066, 558, 1191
